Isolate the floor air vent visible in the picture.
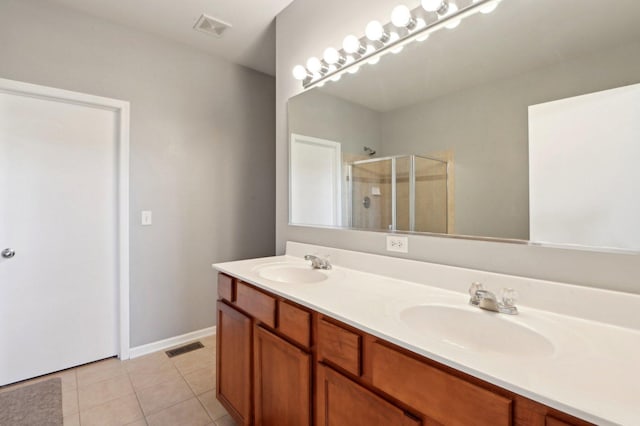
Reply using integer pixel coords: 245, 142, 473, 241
165, 341, 204, 358
193, 14, 232, 38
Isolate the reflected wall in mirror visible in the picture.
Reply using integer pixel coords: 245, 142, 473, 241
288, 0, 640, 252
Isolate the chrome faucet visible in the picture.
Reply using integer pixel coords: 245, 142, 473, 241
304, 254, 332, 270
468, 282, 518, 315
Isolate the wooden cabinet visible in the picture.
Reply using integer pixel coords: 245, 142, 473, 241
317, 317, 362, 377
236, 281, 276, 328
278, 300, 311, 348
254, 326, 311, 426
369, 340, 512, 426
217, 300, 252, 426
216, 273, 593, 426
316, 364, 420, 426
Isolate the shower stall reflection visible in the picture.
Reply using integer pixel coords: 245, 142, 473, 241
348, 155, 449, 233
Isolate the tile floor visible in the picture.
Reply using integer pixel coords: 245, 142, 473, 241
0, 335, 236, 426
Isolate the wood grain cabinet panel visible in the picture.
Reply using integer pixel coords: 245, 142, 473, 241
254, 326, 311, 426
218, 273, 234, 302
317, 364, 421, 426
370, 341, 512, 426
216, 301, 252, 426
546, 416, 579, 426
317, 318, 362, 376
236, 281, 276, 328
277, 300, 311, 348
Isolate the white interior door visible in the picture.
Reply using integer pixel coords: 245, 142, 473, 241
0, 84, 122, 385
290, 134, 342, 226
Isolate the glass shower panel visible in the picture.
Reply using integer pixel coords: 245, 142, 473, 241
395, 156, 411, 232
350, 159, 393, 230
414, 155, 448, 233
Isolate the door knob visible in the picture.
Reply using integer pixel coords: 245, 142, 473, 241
1, 248, 15, 259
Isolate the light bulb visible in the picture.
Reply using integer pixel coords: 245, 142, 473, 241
343, 35, 362, 54
306, 57, 322, 73
391, 5, 412, 28
317, 81, 325, 88
366, 46, 380, 65
365, 20, 385, 41
477, 0, 499, 14
389, 32, 403, 54
330, 74, 341, 82
415, 18, 429, 41
347, 66, 360, 74
323, 47, 341, 65
292, 65, 308, 81
444, 3, 460, 29
421, 0, 443, 12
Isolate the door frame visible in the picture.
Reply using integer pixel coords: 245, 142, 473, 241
289, 133, 342, 226
0, 78, 131, 359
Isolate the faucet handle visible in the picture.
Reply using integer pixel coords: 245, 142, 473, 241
500, 288, 518, 307
469, 282, 484, 297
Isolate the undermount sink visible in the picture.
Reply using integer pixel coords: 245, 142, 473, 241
400, 304, 555, 358
257, 264, 329, 284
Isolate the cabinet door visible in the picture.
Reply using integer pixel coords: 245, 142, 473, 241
217, 301, 252, 425
254, 326, 311, 426
316, 364, 421, 426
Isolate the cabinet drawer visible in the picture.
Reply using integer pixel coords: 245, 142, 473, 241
317, 364, 421, 426
370, 341, 512, 426
235, 282, 276, 328
546, 416, 578, 426
218, 274, 234, 302
278, 300, 311, 348
317, 318, 361, 376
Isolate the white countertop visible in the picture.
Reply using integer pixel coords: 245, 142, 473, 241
213, 242, 640, 425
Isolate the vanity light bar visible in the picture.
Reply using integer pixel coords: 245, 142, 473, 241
292, 0, 502, 89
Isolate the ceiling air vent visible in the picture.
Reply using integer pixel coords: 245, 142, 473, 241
193, 14, 232, 38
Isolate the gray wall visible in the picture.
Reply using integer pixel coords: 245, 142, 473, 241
0, 0, 275, 346
288, 90, 381, 155
380, 40, 640, 240
276, 0, 640, 294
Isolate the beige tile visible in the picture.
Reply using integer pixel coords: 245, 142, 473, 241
62, 388, 79, 416
136, 376, 194, 416
128, 362, 182, 392
0, 368, 77, 394
183, 366, 215, 396
124, 352, 172, 374
79, 393, 144, 426
146, 397, 211, 426
198, 390, 227, 421
63, 413, 81, 426
215, 415, 237, 426
124, 420, 148, 426
45, 369, 78, 392
200, 335, 216, 348
78, 374, 134, 411
172, 348, 215, 376
77, 358, 127, 388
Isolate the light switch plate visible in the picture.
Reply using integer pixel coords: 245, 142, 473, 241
141, 210, 152, 226
386, 235, 408, 253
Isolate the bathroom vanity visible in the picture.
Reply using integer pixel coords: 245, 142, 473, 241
212, 243, 640, 426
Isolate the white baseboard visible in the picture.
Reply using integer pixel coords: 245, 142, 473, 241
128, 326, 216, 359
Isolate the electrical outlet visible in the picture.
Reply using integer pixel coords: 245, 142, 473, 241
386, 235, 408, 253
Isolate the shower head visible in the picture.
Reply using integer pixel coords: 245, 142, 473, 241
364, 146, 376, 156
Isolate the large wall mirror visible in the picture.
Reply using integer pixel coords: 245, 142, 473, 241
288, 0, 640, 252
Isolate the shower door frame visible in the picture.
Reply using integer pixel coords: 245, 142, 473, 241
349, 154, 448, 232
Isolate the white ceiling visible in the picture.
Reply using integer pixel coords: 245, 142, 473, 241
45, 0, 295, 76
